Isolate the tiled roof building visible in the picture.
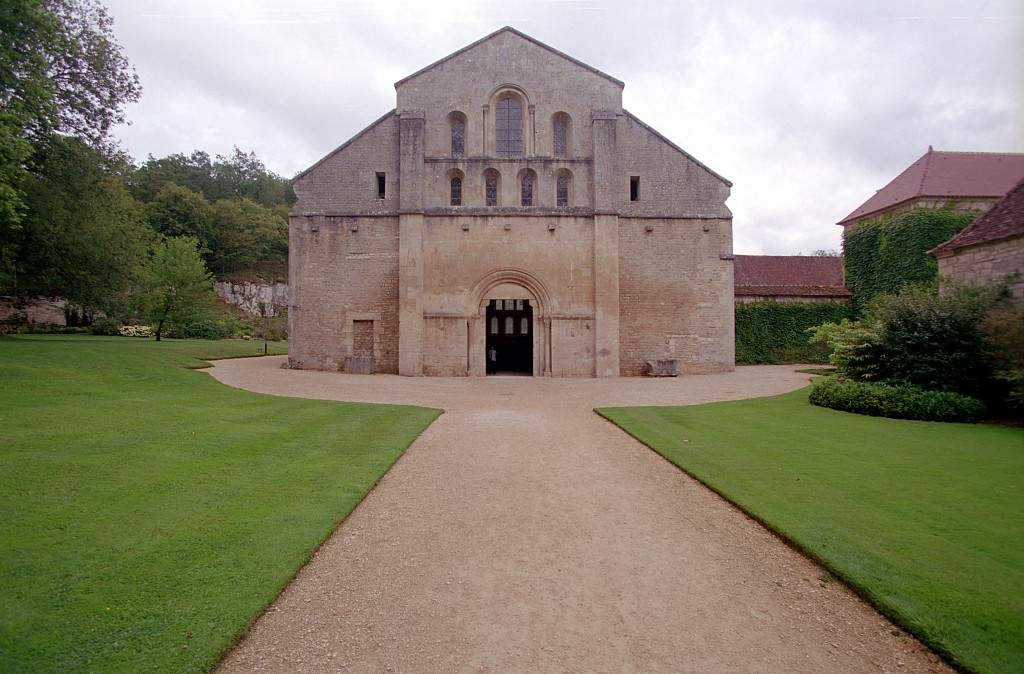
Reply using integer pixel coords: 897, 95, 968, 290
733, 255, 851, 304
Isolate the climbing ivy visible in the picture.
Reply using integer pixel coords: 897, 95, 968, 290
735, 301, 854, 364
843, 207, 976, 308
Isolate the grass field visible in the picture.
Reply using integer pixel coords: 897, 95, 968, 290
598, 389, 1024, 674
0, 335, 440, 672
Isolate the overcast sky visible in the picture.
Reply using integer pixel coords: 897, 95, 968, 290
106, 0, 1022, 254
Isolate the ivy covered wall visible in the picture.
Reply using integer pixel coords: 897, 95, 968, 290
843, 208, 976, 308
735, 302, 854, 364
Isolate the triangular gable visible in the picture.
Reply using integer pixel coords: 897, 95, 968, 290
293, 109, 396, 183
394, 26, 624, 90
623, 110, 731, 187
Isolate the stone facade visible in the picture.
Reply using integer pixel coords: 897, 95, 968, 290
936, 237, 1024, 302
288, 27, 734, 376
214, 280, 289, 316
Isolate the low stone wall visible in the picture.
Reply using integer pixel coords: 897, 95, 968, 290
937, 235, 1023, 302
214, 280, 289, 316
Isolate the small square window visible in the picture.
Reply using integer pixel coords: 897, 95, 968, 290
376, 172, 386, 199
630, 176, 640, 202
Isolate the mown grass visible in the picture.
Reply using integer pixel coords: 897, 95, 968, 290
598, 388, 1024, 674
0, 335, 440, 672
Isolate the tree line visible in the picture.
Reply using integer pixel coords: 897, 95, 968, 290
1, 0, 292, 331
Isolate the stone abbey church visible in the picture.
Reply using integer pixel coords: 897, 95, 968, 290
288, 27, 734, 377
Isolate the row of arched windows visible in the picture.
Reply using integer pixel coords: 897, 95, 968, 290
448, 169, 573, 207
448, 102, 572, 158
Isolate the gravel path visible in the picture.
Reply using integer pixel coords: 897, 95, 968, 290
208, 357, 950, 673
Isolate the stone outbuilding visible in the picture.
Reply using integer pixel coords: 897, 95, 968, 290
733, 255, 851, 304
930, 178, 1024, 302
837, 147, 1024, 232
287, 27, 735, 376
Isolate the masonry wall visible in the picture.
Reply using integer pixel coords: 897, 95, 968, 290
287, 215, 400, 372
619, 217, 735, 375
937, 235, 1024, 302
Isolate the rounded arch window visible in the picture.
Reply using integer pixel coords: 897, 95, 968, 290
555, 169, 573, 208
519, 169, 537, 207
447, 169, 465, 207
495, 94, 523, 158
447, 111, 467, 158
552, 112, 571, 158
483, 168, 501, 207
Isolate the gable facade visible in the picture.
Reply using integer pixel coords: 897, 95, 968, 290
288, 28, 734, 376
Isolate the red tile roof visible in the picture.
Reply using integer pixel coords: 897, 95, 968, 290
838, 149, 1024, 225
733, 255, 851, 297
930, 178, 1024, 255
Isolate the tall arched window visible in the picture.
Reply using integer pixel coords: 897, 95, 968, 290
484, 169, 500, 206
495, 95, 523, 158
449, 113, 466, 158
552, 112, 571, 158
505, 316, 514, 334
556, 175, 569, 208
450, 176, 462, 206
520, 172, 534, 207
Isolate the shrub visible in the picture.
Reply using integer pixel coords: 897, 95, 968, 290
735, 301, 854, 364
811, 285, 1003, 398
164, 315, 238, 340
843, 207, 975, 308
809, 378, 984, 423
119, 325, 153, 338
983, 304, 1024, 415
90, 317, 123, 336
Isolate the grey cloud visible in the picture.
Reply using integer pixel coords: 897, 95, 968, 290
107, 0, 1021, 254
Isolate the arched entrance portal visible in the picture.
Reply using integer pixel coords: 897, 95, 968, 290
468, 268, 552, 377
485, 299, 533, 375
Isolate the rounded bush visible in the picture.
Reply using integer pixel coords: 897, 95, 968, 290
809, 378, 984, 423
89, 318, 123, 336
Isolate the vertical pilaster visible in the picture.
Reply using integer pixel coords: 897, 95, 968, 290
592, 111, 620, 377
398, 110, 425, 376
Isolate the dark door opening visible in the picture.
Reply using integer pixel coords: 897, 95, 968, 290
485, 299, 533, 375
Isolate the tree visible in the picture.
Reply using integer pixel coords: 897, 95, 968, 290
1, 0, 141, 285
146, 183, 212, 243
139, 236, 214, 341
206, 197, 287, 273
12, 136, 151, 315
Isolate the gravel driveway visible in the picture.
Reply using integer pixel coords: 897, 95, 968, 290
208, 357, 949, 673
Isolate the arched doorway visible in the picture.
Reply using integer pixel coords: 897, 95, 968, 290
485, 299, 533, 375
468, 268, 552, 377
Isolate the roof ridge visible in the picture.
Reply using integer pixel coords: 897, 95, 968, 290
915, 147, 933, 196
394, 26, 624, 89
927, 149, 1024, 157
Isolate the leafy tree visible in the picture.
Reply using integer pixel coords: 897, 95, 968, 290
207, 197, 287, 273
1, 0, 141, 285
12, 136, 151, 315
139, 236, 214, 341
146, 183, 212, 243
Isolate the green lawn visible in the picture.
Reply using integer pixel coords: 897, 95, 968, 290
0, 335, 440, 673
598, 389, 1024, 674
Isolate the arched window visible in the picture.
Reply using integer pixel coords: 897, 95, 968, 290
556, 175, 569, 208
490, 317, 498, 334
521, 317, 529, 334
495, 95, 523, 158
450, 176, 462, 206
484, 169, 500, 206
552, 112, 571, 158
450, 116, 465, 157
505, 316, 514, 334
521, 172, 534, 207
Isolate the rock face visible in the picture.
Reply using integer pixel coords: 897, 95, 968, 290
214, 281, 289, 316
0, 296, 68, 327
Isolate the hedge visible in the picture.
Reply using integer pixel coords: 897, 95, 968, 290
735, 301, 854, 364
843, 208, 975, 308
809, 378, 984, 423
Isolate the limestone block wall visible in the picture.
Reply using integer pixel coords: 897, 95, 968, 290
396, 30, 622, 160
619, 217, 735, 375
287, 215, 400, 372
937, 236, 1024, 302
292, 113, 400, 215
